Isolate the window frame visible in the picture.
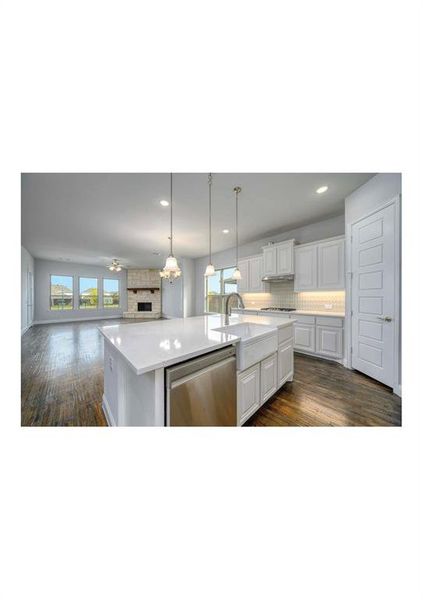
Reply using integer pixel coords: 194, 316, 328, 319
102, 277, 120, 309
204, 266, 237, 314
78, 276, 99, 310
50, 274, 74, 311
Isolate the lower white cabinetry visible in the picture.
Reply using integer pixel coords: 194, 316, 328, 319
316, 325, 343, 359
237, 363, 261, 425
260, 352, 278, 405
293, 323, 315, 353
278, 340, 294, 387
290, 315, 344, 362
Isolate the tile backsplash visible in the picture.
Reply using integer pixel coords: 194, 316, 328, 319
241, 281, 345, 313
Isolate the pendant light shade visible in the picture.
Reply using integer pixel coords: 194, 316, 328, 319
160, 173, 182, 282
205, 263, 215, 277
233, 186, 242, 281
204, 173, 216, 277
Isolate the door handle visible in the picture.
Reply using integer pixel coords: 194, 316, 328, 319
377, 316, 393, 322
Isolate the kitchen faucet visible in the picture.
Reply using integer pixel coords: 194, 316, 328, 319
224, 293, 245, 325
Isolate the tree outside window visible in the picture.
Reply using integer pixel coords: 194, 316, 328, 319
205, 267, 237, 314
103, 279, 120, 308
79, 277, 98, 309
50, 275, 73, 310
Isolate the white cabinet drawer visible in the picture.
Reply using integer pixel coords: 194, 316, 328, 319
291, 314, 315, 325
278, 324, 294, 344
315, 316, 343, 328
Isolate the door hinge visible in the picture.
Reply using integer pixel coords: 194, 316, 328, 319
350, 346, 353, 355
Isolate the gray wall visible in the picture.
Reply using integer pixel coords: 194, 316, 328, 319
34, 259, 128, 323
344, 173, 401, 387
21, 246, 35, 334
194, 213, 345, 315
161, 257, 196, 319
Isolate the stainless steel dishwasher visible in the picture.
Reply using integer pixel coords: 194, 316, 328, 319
165, 346, 237, 426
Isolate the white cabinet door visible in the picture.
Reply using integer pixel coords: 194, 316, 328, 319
294, 323, 315, 352
276, 241, 294, 274
260, 353, 278, 405
263, 246, 277, 276
278, 341, 294, 388
237, 363, 260, 425
249, 256, 264, 292
237, 259, 250, 293
316, 326, 343, 359
294, 245, 318, 291
318, 238, 345, 290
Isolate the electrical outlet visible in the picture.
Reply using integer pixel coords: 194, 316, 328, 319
324, 303, 333, 309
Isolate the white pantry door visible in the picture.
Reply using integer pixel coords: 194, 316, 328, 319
351, 204, 395, 387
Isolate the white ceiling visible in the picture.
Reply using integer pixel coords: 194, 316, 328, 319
21, 173, 374, 268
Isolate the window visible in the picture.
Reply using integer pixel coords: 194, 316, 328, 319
79, 277, 98, 309
205, 267, 237, 314
103, 278, 120, 308
50, 275, 73, 310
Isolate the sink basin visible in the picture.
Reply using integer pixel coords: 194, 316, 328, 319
213, 322, 278, 371
213, 322, 275, 340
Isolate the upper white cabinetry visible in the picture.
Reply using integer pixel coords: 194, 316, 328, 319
317, 238, 345, 289
262, 240, 295, 276
237, 255, 267, 293
294, 236, 345, 292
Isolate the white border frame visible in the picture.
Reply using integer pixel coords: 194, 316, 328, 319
345, 195, 401, 396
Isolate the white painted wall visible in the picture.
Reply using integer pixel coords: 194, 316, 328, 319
161, 257, 196, 318
34, 258, 128, 323
21, 246, 35, 335
344, 173, 401, 388
194, 214, 345, 315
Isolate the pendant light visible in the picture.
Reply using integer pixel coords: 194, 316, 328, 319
232, 186, 242, 280
204, 173, 216, 277
160, 173, 182, 282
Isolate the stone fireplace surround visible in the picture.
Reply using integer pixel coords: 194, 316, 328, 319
123, 269, 161, 319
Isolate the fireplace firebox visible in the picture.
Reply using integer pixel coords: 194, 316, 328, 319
138, 302, 152, 312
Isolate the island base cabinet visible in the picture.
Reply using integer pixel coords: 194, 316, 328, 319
237, 363, 261, 425
260, 352, 278, 405
278, 340, 294, 387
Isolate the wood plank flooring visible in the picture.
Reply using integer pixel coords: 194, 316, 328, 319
21, 319, 401, 427
246, 353, 401, 426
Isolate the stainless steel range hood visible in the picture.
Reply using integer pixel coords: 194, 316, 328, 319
262, 274, 294, 282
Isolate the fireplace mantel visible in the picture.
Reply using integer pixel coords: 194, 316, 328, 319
127, 287, 160, 294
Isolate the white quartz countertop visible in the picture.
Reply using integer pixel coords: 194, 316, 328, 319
233, 308, 345, 318
99, 313, 293, 375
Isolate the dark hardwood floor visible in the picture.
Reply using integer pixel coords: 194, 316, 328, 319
21, 319, 401, 427
246, 353, 401, 426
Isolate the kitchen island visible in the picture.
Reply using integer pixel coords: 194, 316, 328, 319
99, 313, 294, 426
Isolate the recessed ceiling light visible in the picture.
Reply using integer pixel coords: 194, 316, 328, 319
222, 229, 229, 234
160, 200, 169, 206
316, 186, 328, 194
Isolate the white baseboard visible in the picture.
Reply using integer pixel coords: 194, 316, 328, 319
33, 315, 123, 325
102, 394, 115, 426
394, 384, 402, 397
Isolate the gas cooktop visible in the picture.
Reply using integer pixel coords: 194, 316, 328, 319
260, 307, 296, 312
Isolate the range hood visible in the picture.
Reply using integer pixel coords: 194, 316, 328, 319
262, 274, 294, 282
